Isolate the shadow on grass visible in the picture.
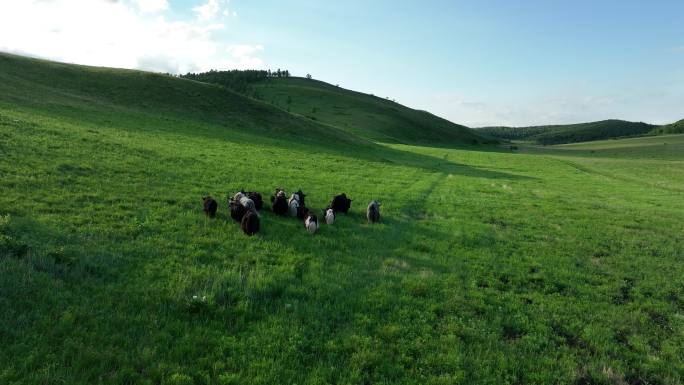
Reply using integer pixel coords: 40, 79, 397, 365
372, 144, 532, 180
11, 103, 533, 181
527, 145, 684, 161
125, 109, 535, 180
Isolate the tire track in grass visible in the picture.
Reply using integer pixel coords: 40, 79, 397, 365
550, 156, 684, 194
401, 172, 446, 220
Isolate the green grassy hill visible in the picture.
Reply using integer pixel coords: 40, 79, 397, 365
477, 119, 656, 144
189, 74, 487, 145
0, 53, 375, 152
2, 53, 684, 385
652, 119, 684, 135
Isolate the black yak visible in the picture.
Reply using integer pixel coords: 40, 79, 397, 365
297, 204, 308, 220
228, 198, 246, 222
330, 193, 352, 213
270, 189, 288, 216
247, 191, 263, 210
241, 210, 260, 236
202, 196, 218, 218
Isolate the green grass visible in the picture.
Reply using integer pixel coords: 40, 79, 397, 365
477, 120, 657, 145
518, 134, 684, 194
1, 53, 684, 385
250, 77, 486, 145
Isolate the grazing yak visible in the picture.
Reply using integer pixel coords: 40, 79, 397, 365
288, 190, 307, 217
303, 209, 318, 235
241, 210, 260, 236
294, 189, 306, 208
202, 196, 218, 218
228, 198, 246, 222
330, 193, 352, 214
247, 191, 264, 210
233, 191, 256, 212
367, 201, 381, 223
288, 193, 300, 217
324, 207, 335, 225
297, 205, 309, 220
240, 196, 256, 212
270, 189, 288, 216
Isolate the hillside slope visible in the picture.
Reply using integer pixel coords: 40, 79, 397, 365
250, 77, 486, 145
653, 119, 684, 135
477, 119, 656, 144
0, 53, 371, 152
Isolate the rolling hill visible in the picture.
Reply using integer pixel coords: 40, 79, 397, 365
253, 78, 489, 145
2, 52, 684, 384
653, 119, 684, 135
477, 119, 657, 145
182, 72, 487, 145
0, 53, 374, 152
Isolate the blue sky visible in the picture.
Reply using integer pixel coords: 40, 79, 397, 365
1, 0, 682, 126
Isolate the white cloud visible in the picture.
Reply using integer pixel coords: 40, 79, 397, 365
671, 45, 684, 53
227, 44, 264, 58
0, 0, 264, 74
135, 0, 168, 13
225, 44, 264, 68
193, 0, 229, 21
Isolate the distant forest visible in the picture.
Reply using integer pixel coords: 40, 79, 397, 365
476, 120, 657, 145
180, 69, 291, 94
652, 119, 684, 135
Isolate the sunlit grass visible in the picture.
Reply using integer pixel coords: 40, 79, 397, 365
1, 53, 683, 385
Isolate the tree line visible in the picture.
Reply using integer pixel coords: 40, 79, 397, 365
477, 120, 657, 145
180, 69, 293, 94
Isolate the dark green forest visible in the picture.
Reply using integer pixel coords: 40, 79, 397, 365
181, 68, 291, 94
476, 120, 657, 144
652, 119, 684, 135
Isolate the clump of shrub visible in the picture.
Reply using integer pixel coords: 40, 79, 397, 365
217, 373, 240, 385
167, 373, 193, 385
47, 246, 75, 266
0, 214, 28, 258
187, 295, 210, 314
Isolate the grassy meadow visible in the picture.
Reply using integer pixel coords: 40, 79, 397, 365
1, 53, 683, 385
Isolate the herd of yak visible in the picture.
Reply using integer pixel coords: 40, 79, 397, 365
201, 189, 381, 236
